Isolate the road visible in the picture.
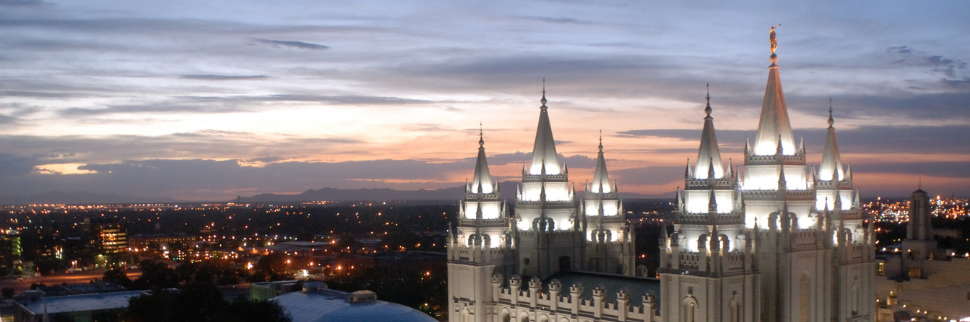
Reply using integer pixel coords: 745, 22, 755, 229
0, 269, 142, 292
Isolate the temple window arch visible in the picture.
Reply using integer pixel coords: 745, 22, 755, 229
681, 296, 698, 322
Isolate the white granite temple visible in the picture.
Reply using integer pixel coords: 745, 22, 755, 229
447, 30, 876, 322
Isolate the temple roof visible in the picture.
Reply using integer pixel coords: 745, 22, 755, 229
818, 105, 844, 181
753, 48, 796, 156
694, 87, 724, 179
469, 127, 495, 194
589, 133, 612, 193
528, 88, 562, 175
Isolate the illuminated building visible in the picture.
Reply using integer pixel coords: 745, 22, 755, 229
446, 30, 876, 322
0, 230, 22, 275
663, 44, 876, 321
86, 218, 129, 255
873, 188, 970, 321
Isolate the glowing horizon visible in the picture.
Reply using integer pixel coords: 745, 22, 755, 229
1, 1, 968, 201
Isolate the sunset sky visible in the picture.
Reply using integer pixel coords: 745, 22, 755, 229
1, 0, 968, 201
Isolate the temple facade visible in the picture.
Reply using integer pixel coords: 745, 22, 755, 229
447, 30, 876, 322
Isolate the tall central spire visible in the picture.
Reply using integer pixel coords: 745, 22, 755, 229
753, 26, 796, 156
694, 83, 724, 179
470, 124, 495, 194
529, 81, 562, 175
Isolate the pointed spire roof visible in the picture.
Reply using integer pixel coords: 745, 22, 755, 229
590, 131, 612, 193
470, 125, 495, 194
753, 27, 796, 156
528, 81, 562, 175
694, 84, 725, 179
818, 101, 844, 182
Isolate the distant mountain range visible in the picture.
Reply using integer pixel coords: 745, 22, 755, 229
0, 182, 660, 205
242, 181, 657, 203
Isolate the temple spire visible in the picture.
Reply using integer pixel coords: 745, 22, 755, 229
529, 82, 562, 175
694, 85, 724, 179
753, 25, 795, 156
470, 126, 494, 194
819, 101, 844, 182
591, 131, 612, 193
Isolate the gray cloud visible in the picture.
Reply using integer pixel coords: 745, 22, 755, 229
861, 161, 970, 179
563, 154, 596, 168
180, 74, 268, 81
0, 132, 363, 165
0, 153, 38, 178
617, 125, 970, 155
59, 103, 248, 117
516, 16, 592, 25
252, 38, 329, 50
0, 91, 79, 98
57, 94, 436, 117
0, 0, 51, 7
886, 45, 968, 79
612, 166, 684, 187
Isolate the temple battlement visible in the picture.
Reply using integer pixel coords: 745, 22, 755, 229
677, 212, 744, 225
685, 178, 735, 189
493, 275, 660, 322
742, 189, 815, 200
744, 153, 805, 165
457, 217, 507, 227
522, 174, 568, 182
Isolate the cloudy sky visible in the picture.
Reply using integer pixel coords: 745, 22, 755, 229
1, 0, 968, 201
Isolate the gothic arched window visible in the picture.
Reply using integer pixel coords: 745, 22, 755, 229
681, 296, 698, 322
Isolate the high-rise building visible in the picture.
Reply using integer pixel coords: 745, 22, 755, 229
446, 29, 876, 322
87, 218, 129, 255
0, 229, 23, 275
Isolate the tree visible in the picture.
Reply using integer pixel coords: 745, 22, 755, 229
222, 297, 292, 322
125, 283, 291, 322
131, 259, 178, 290
103, 268, 132, 288
255, 253, 288, 276
2, 287, 14, 299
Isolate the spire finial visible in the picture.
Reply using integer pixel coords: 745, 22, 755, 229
769, 24, 780, 64
540, 78, 547, 107
827, 98, 835, 128
706, 82, 710, 104
598, 130, 603, 152
479, 122, 484, 148
704, 83, 712, 117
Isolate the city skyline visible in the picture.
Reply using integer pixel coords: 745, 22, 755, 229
1, 0, 968, 201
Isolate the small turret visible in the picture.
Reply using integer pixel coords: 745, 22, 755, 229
819, 103, 845, 182
528, 84, 562, 175
778, 165, 787, 191
708, 191, 718, 214
694, 85, 725, 180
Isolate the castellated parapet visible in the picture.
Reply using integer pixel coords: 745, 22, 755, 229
490, 273, 661, 322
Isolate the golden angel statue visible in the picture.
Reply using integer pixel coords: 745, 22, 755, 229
770, 24, 781, 54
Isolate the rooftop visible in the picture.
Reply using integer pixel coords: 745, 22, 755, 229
18, 290, 147, 315
273, 288, 436, 322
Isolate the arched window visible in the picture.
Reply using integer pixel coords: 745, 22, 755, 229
501, 310, 511, 322
681, 296, 698, 322
851, 282, 860, 315
729, 299, 740, 322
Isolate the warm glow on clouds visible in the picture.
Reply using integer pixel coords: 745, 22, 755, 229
0, 0, 967, 201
